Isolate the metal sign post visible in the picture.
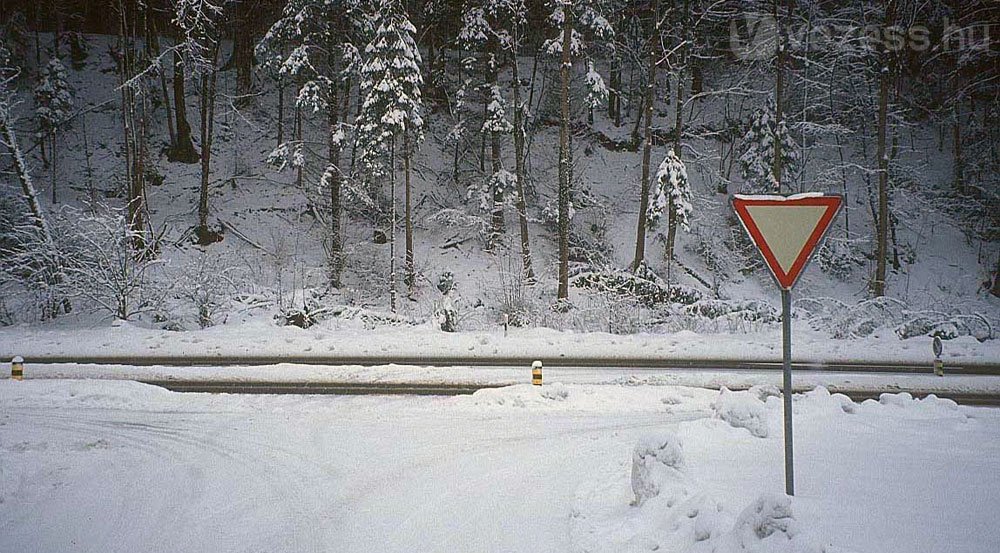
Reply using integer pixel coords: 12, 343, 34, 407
781, 289, 794, 496
731, 193, 842, 497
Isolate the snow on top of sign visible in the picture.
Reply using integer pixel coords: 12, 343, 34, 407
732, 192, 825, 201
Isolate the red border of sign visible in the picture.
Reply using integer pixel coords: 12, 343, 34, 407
731, 195, 842, 290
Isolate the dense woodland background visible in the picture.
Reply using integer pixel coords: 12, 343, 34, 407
0, 0, 997, 340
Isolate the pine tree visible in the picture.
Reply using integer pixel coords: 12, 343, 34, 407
259, 0, 359, 287
457, 0, 535, 275
738, 102, 799, 194
646, 150, 692, 280
356, 0, 424, 309
34, 58, 73, 204
544, 0, 613, 300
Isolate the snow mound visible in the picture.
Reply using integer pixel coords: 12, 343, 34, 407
0, 380, 176, 410
574, 435, 837, 553
871, 392, 966, 421
689, 494, 829, 553
801, 386, 859, 415
631, 433, 686, 506
712, 387, 769, 438
540, 382, 570, 401
750, 383, 782, 402
466, 383, 570, 408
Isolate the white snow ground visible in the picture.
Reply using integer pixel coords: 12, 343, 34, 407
2, 379, 999, 553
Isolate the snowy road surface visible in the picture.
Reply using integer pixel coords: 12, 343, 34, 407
2, 380, 999, 553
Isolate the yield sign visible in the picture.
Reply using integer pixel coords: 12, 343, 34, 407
732, 194, 842, 290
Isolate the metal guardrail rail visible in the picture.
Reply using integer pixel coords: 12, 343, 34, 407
11, 355, 1000, 375
137, 379, 1000, 407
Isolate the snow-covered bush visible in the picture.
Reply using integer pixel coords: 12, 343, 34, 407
712, 388, 769, 438
59, 205, 165, 321
816, 238, 865, 281
492, 247, 532, 326
631, 433, 686, 506
171, 251, 244, 329
687, 494, 825, 553
437, 271, 455, 294
433, 295, 459, 332
798, 296, 995, 341
571, 264, 703, 307
685, 299, 779, 326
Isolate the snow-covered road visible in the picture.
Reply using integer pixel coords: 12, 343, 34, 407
2, 380, 999, 553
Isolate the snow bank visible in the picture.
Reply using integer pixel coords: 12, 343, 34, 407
574, 432, 836, 553
631, 433, 686, 506
712, 387, 770, 438
869, 392, 967, 421
689, 494, 829, 553
0, 379, 177, 411
457, 383, 717, 413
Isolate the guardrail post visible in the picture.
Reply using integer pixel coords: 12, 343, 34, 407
933, 336, 944, 377
11, 356, 24, 381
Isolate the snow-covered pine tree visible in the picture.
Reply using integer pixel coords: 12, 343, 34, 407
543, 0, 614, 299
258, 0, 360, 287
646, 150, 692, 281
459, 0, 511, 245
356, 0, 424, 309
33, 57, 73, 204
479, 84, 514, 243
738, 102, 799, 194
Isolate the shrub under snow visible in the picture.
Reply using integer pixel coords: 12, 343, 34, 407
712, 387, 769, 438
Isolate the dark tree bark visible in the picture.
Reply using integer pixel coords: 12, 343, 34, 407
991, 255, 1000, 298
556, 1, 573, 300
328, 69, 344, 287
196, 45, 222, 245
632, 0, 658, 272
404, 130, 415, 291
873, 25, 891, 296
510, 35, 534, 281
232, 0, 256, 107
170, 49, 200, 163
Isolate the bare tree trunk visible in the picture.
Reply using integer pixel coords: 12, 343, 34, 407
2, 120, 53, 244
170, 49, 199, 163
148, 21, 175, 149
389, 137, 398, 312
873, 49, 890, 297
632, 0, 657, 272
557, 1, 573, 300
328, 78, 343, 287
50, 132, 57, 204
233, 0, 256, 107
277, 71, 284, 146
773, 0, 785, 194
511, 38, 534, 281
404, 130, 415, 292
196, 46, 221, 245
991, 254, 1000, 298
953, 100, 964, 194
665, 65, 683, 268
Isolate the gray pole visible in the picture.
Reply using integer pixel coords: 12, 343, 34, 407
782, 288, 794, 496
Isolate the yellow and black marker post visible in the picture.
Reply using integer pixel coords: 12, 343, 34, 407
932, 336, 944, 377
531, 360, 542, 386
11, 356, 24, 381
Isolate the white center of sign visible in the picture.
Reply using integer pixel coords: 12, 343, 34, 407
743, 205, 828, 274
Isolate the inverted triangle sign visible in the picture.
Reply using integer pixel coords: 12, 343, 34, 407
732, 194, 842, 289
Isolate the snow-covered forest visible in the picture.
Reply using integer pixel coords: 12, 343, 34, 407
0, 0, 997, 343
